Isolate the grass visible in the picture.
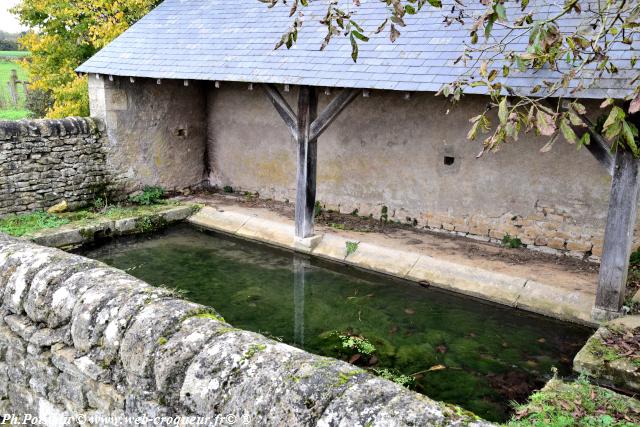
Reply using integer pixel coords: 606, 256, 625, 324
0, 211, 70, 237
0, 51, 30, 58
0, 202, 182, 238
0, 57, 30, 120
508, 377, 640, 426
0, 109, 30, 120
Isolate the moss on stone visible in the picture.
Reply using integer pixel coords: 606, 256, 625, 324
507, 377, 640, 426
334, 369, 365, 387
243, 343, 267, 360
181, 309, 225, 323
587, 337, 624, 364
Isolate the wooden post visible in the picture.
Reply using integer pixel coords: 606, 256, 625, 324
594, 148, 640, 320
295, 86, 318, 239
262, 84, 359, 240
8, 69, 18, 106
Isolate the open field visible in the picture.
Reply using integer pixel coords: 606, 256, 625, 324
0, 50, 29, 59
0, 53, 30, 120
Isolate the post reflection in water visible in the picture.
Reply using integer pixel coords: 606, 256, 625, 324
293, 255, 308, 347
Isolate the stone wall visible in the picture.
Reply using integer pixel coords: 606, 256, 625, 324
89, 76, 207, 192
0, 235, 489, 426
206, 83, 629, 262
0, 118, 119, 217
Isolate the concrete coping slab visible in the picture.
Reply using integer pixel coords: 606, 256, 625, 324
186, 205, 598, 327
28, 204, 198, 249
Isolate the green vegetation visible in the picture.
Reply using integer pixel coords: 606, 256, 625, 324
13, 0, 160, 117
0, 51, 29, 59
129, 186, 166, 205
586, 337, 625, 365
314, 201, 323, 218
158, 337, 168, 345
0, 211, 70, 237
0, 202, 183, 238
502, 233, 524, 249
345, 241, 359, 256
380, 206, 388, 223
335, 332, 376, 355
508, 377, 640, 426
190, 311, 225, 323
223, 185, 234, 193
629, 248, 640, 267
371, 368, 414, 387
0, 58, 30, 120
243, 343, 267, 360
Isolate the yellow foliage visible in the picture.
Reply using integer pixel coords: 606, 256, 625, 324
12, 0, 159, 118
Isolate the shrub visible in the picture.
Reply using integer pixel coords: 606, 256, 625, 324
24, 88, 53, 118
129, 186, 165, 205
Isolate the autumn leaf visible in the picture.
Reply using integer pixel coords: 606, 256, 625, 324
630, 93, 640, 114
498, 97, 508, 125
560, 117, 577, 144
390, 24, 401, 42
536, 110, 557, 136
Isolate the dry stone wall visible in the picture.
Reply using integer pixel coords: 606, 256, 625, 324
0, 118, 120, 217
0, 234, 491, 426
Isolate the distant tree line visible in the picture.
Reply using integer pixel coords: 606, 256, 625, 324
0, 31, 26, 51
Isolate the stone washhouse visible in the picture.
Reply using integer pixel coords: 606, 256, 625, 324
77, 0, 639, 322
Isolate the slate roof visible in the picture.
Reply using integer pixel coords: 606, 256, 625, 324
76, 0, 638, 99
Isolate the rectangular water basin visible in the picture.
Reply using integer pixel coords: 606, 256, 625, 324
77, 223, 593, 423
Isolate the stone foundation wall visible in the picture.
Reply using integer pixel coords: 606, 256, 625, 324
0, 118, 120, 217
0, 235, 489, 426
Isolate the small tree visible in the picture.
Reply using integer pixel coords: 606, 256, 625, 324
11, 0, 161, 118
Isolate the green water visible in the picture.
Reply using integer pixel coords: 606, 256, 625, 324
79, 224, 592, 422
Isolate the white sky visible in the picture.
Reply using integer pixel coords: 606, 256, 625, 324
0, 0, 26, 34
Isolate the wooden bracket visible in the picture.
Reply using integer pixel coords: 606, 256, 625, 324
309, 88, 360, 141
262, 84, 298, 139
575, 115, 615, 175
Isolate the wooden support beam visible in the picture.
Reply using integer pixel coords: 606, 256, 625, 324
295, 86, 318, 239
309, 88, 360, 141
262, 84, 298, 139
262, 85, 358, 239
594, 148, 640, 320
574, 115, 615, 175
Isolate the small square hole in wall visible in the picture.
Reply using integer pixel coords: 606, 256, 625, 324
444, 156, 455, 166
173, 127, 188, 138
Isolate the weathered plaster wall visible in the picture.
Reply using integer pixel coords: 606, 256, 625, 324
0, 118, 119, 217
207, 83, 617, 260
89, 76, 207, 192
0, 235, 488, 426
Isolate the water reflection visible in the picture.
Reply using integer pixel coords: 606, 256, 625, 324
293, 255, 308, 347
